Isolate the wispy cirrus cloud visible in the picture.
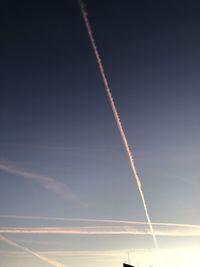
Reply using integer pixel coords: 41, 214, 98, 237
0, 162, 83, 205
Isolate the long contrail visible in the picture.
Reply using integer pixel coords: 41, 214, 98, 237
1, 215, 200, 229
1, 225, 200, 236
78, 0, 159, 252
0, 234, 67, 267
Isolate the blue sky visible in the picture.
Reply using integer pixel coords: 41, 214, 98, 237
0, 0, 200, 266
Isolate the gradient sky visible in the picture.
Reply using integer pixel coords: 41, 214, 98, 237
0, 1, 200, 267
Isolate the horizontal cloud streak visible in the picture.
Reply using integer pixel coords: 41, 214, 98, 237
0, 162, 81, 204
0, 249, 148, 258
1, 215, 199, 229
1, 247, 200, 258
2, 247, 200, 267
1, 225, 200, 236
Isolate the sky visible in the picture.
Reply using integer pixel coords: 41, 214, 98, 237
0, 0, 200, 267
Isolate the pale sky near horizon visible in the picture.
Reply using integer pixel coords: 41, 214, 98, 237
0, 0, 200, 267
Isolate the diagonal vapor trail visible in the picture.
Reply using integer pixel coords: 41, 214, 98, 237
78, 0, 160, 254
0, 234, 67, 267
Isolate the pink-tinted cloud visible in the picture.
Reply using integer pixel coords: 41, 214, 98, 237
1, 224, 200, 236
0, 162, 82, 204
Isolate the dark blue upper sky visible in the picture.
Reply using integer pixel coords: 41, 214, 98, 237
0, 1, 200, 267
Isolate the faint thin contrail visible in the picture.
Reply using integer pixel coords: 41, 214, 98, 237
78, 0, 159, 252
0, 249, 137, 258
0, 234, 67, 267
